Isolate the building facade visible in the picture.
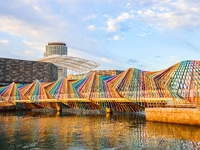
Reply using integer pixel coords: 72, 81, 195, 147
44, 42, 68, 78
0, 57, 58, 86
44, 42, 68, 57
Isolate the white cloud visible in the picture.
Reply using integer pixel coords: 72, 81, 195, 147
0, 15, 70, 55
22, 40, 44, 53
0, 39, 9, 44
106, 12, 134, 32
134, 0, 200, 29
0, 16, 39, 37
20, 0, 39, 5
22, 40, 33, 46
88, 25, 96, 31
113, 35, 123, 40
83, 15, 96, 20
169, 55, 176, 62
33, 5, 42, 13
24, 50, 36, 56
100, 57, 113, 63
126, 3, 131, 8
137, 10, 142, 15
24, 50, 35, 55
138, 33, 146, 36
107, 35, 124, 41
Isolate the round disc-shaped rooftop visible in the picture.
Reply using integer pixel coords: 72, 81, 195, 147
37, 55, 100, 73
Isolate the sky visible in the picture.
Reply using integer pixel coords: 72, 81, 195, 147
0, 0, 200, 72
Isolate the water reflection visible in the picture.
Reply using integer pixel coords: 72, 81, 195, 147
0, 111, 199, 149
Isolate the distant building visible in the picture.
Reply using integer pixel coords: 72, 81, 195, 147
0, 57, 58, 86
44, 42, 68, 78
44, 42, 68, 57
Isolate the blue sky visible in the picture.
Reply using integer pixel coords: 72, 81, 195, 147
0, 0, 200, 71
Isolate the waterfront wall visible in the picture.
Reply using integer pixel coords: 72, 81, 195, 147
146, 108, 200, 126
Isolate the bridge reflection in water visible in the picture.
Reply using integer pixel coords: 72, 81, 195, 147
0, 111, 199, 149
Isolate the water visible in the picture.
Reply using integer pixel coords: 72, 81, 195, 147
0, 111, 200, 150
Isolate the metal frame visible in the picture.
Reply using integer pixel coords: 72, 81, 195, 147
37, 55, 100, 74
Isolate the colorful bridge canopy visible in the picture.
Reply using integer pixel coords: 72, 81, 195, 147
0, 82, 27, 104
20, 80, 54, 101
0, 60, 200, 110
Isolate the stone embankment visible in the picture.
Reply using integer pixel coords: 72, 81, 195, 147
146, 108, 200, 126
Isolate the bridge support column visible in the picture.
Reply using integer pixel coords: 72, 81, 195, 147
106, 107, 112, 113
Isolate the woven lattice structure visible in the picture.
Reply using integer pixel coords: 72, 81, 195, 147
37, 55, 100, 74
0, 60, 199, 111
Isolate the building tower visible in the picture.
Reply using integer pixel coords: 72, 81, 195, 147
44, 42, 68, 78
44, 42, 68, 57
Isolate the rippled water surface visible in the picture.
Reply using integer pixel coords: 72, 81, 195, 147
0, 111, 200, 150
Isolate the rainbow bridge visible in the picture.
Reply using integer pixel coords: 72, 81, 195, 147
0, 60, 200, 112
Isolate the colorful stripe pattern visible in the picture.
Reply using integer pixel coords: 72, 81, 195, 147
46, 77, 80, 100
0, 60, 199, 111
0, 82, 27, 103
20, 80, 53, 101
19, 80, 59, 109
77, 73, 118, 100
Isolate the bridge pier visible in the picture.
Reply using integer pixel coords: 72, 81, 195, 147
106, 107, 112, 113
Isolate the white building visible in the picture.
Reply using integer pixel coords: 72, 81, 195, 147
44, 42, 68, 57
44, 42, 68, 78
